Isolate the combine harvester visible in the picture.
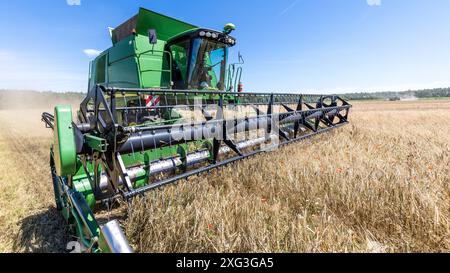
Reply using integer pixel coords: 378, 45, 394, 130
42, 8, 351, 253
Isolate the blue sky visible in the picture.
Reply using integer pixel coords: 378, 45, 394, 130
0, 0, 449, 93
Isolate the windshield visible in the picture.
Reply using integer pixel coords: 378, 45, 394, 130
169, 37, 228, 91
188, 38, 227, 90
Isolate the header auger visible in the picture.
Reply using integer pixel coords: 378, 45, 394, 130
42, 8, 351, 253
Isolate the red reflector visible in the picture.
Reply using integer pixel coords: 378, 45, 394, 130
238, 83, 244, 93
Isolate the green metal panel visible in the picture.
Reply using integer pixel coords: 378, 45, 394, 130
108, 36, 136, 63
89, 52, 109, 90
135, 7, 198, 41
54, 105, 77, 176
85, 134, 108, 152
104, 37, 139, 88
101, 36, 172, 89
135, 35, 171, 88
73, 177, 96, 209
108, 57, 141, 88
69, 190, 101, 249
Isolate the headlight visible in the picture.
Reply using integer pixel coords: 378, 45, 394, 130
212, 33, 218, 39
199, 31, 206, 37
206, 32, 212, 38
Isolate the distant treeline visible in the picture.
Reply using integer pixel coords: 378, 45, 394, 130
0, 90, 85, 110
341, 87, 450, 101
1, 88, 450, 109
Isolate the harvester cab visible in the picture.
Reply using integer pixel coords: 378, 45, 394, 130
42, 8, 352, 253
167, 28, 236, 91
89, 8, 237, 92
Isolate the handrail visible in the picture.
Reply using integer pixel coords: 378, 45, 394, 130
104, 86, 348, 99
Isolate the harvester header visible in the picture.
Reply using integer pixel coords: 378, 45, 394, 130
42, 7, 352, 253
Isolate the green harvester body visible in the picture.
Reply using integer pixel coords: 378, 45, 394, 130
43, 7, 352, 253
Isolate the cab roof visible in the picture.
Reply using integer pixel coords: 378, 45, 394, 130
111, 7, 198, 44
167, 28, 237, 47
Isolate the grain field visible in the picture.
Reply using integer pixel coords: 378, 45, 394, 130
0, 94, 448, 253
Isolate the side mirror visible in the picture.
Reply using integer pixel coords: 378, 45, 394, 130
238, 52, 245, 64
148, 29, 157, 45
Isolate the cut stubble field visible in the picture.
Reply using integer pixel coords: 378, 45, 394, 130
0, 98, 448, 253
